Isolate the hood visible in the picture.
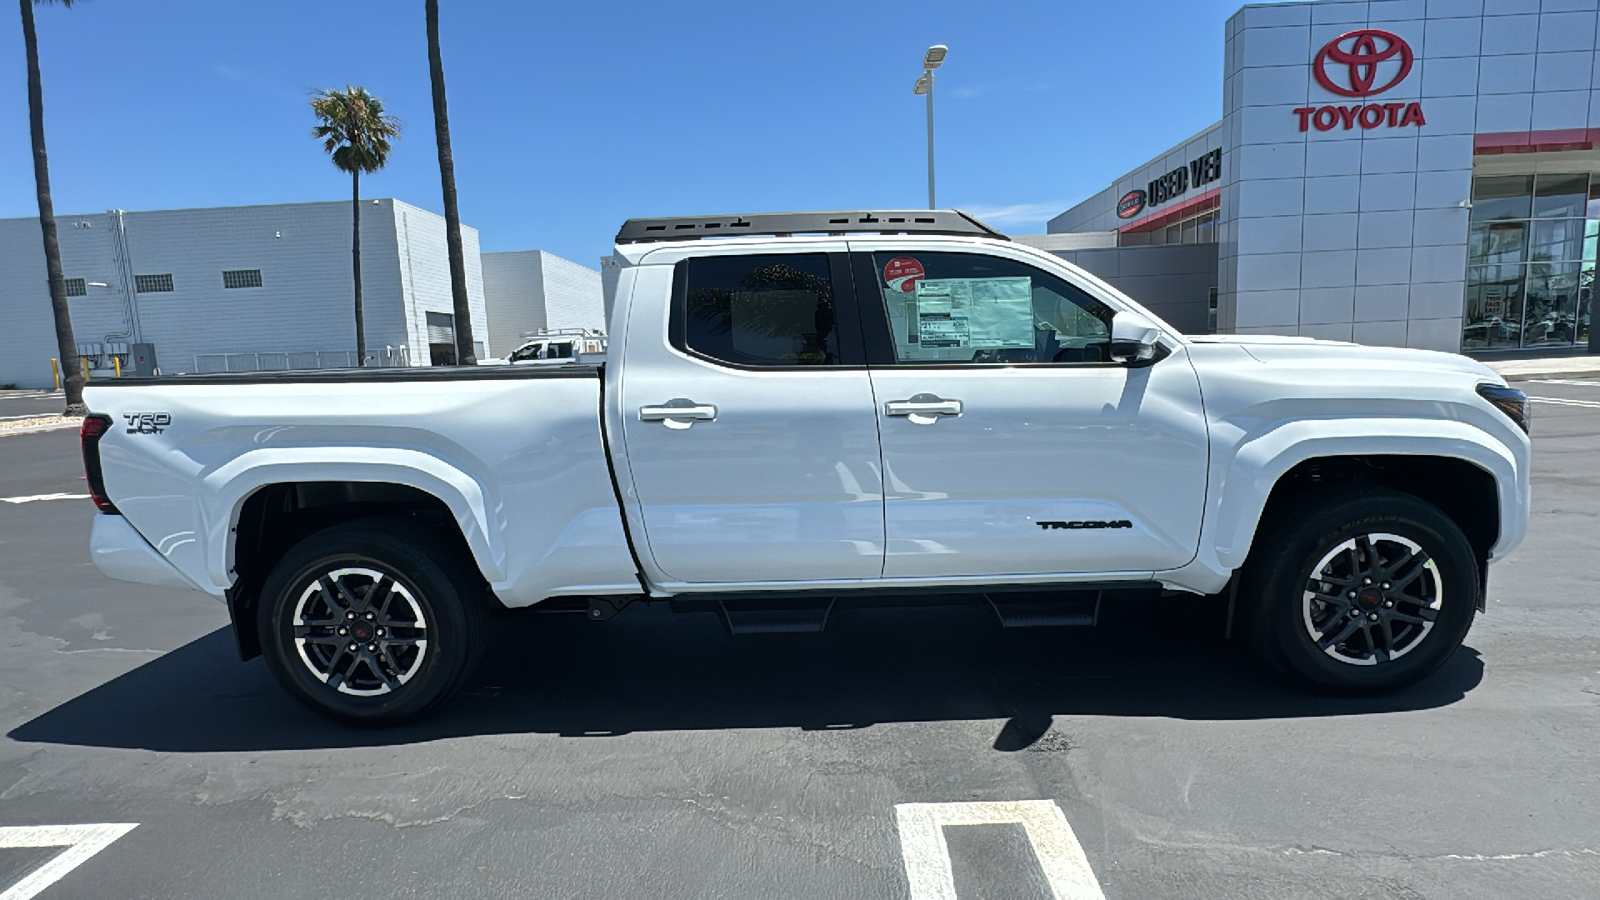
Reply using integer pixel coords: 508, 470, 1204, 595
1189, 334, 1502, 384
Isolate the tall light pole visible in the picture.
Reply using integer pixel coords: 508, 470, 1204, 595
914, 45, 947, 209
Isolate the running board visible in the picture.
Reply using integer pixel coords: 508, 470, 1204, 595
716, 598, 835, 635
986, 591, 1101, 628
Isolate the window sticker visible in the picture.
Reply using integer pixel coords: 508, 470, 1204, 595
914, 277, 1034, 350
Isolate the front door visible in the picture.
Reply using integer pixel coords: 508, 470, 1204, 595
850, 245, 1210, 579
617, 249, 885, 585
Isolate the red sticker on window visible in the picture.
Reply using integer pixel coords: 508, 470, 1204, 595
882, 256, 925, 293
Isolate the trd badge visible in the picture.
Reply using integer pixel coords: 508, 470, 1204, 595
123, 412, 171, 435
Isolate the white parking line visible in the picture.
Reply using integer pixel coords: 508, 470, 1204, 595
0, 824, 137, 900
0, 494, 90, 505
1526, 379, 1600, 387
1528, 396, 1600, 409
895, 800, 1105, 900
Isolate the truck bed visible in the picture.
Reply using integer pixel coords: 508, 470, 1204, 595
83, 363, 640, 608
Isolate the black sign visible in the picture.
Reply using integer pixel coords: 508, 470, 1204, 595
1146, 148, 1222, 210
1116, 190, 1147, 219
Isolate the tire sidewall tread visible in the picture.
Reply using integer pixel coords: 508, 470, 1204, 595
1242, 486, 1479, 693
257, 518, 486, 724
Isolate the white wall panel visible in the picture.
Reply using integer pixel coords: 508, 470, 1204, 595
1372, 0, 1428, 21
1477, 54, 1536, 92
1302, 250, 1360, 288
1480, 15, 1539, 54
1303, 213, 1361, 251
1533, 51, 1594, 92
1356, 248, 1415, 285
1426, 0, 1483, 18
1532, 90, 1590, 128
1355, 283, 1413, 320
1539, 11, 1600, 53
1357, 210, 1417, 247
1354, 318, 1410, 346
1423, 16, 1482, 57
1301, 285, 1357, 323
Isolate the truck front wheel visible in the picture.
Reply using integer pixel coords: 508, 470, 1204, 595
257, 520, 487, 723
1242, 487, 1479, 692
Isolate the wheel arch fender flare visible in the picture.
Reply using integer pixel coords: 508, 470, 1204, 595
206, 448, 507, 591
1208, 420, 1525, 573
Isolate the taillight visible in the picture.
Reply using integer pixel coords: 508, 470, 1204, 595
80, 414, 120, 514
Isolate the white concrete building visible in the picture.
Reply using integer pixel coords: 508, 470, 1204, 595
0, 199, 489, 388
1051, 0, 1600, 356
480, 250, 605, 356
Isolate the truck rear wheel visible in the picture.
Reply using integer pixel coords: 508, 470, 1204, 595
257, 520, 487, 723
1241, 487, 1478, 693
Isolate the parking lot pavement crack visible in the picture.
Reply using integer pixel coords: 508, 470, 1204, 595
663, 790, 892, 873
274, 792, 517, 830
1136, 833, 1600, 866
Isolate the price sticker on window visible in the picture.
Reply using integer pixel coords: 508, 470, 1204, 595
883, 256, 926, 293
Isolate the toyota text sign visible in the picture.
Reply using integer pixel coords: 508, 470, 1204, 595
1292, 30, 1425, 133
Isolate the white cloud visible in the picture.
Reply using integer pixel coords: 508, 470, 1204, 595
957, 202, 1067, 231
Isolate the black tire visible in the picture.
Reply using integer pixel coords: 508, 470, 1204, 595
257, 519, 488, 724
1241, 486, 1478, 693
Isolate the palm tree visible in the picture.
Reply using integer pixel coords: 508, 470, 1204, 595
310, 86, 401, 366
20, 0, 86, 414
426, 0, 477, 364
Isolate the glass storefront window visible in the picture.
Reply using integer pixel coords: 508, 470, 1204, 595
1463, 173, 1595, 351
1471, 175, 1533, 222
1534, 173, 1589, 219
1469, 221, 1527, 266
1464, 265, 1525, 350
1524, 262, 1583, 347
1531, 218, 1586, 262
1580, 261, 1593, 346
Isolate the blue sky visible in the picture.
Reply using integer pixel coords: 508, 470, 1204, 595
4, 0, 1253, 266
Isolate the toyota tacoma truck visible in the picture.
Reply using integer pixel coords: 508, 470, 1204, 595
81, 210, 1532, 723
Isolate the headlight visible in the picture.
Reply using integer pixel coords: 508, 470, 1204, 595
1476, 383, 1530, 434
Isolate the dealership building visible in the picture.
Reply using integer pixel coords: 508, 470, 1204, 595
1049, 0, 1600, 355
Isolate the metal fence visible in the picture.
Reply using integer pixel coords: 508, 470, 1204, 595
193, 346, 410, 374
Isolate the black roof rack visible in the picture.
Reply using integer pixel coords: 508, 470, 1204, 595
614, 209, 1009, 244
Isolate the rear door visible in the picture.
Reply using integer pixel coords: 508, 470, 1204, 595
616, 248, 885, 585
849, 244, 1210, 579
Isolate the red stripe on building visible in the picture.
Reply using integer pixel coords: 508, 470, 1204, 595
1117, 188, 1221, 234
1473, 128, 1600, 155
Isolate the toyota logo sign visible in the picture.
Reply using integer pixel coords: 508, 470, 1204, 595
1293, 28, 1425, 133
1313, 29, 1413, 98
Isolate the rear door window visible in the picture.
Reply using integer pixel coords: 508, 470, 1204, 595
672, 253, 855, 367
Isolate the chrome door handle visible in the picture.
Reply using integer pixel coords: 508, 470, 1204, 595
884, 394, 962, 422
639, 399, 717, 429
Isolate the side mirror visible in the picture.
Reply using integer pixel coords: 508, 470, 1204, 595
1108, 311, 1163, 365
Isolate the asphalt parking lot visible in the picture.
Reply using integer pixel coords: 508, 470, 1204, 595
1, 380, 1598, 899
0, 390, 71, 422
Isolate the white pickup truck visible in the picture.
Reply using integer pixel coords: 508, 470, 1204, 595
82, 210, 1532, 723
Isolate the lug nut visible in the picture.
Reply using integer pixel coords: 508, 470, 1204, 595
347, 643, 357, 652
1383, 601, 1394, 608
1363, 578, 1372, 585
1382, 582, 1391, 590
365, 612, 375, 620
1349, 609, 1360, 618
376, 628, 385, 637
367, 644, 377, 652
346, 611, 356, 620
1368, 613, 1379, 621
1348, 591, 1358, 599
337, 627, 347, 636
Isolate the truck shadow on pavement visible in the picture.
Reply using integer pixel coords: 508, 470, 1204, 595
8, 596, 1483, 753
